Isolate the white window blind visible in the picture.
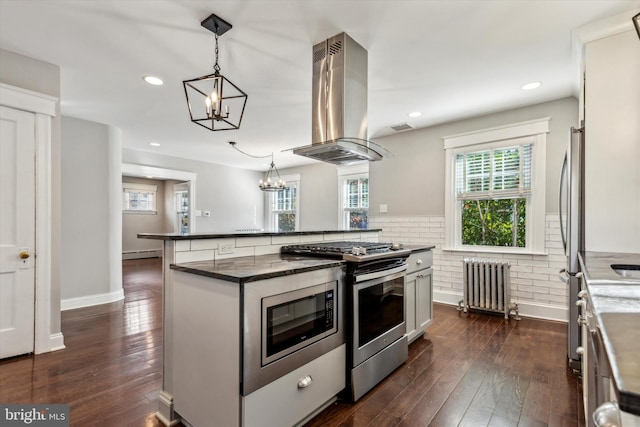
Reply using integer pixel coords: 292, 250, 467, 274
273, 184, 297, 212
123, 183, 157, 212
455, 143, 532, 200
345, 178, 368, 210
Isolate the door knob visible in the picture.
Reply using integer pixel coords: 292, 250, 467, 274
19, 251, 30, 259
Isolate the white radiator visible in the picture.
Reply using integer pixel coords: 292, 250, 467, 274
458, 258, 520, 320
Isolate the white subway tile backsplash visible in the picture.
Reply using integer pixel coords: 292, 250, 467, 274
191, 239, 223, 251
371, 213, 569, 312
175, 240, 191, 252
235, 236, 271, 247
175, 250, 214, 263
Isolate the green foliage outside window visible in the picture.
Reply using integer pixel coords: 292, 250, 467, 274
462, 198, 526, 247
277, 213, 296, 232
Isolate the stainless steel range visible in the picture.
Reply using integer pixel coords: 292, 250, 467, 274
281, 241, 411, 401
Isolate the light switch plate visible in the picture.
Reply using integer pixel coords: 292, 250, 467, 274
379, 204, 388, 213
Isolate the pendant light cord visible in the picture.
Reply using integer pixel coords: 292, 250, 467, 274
228, 141, 272, 159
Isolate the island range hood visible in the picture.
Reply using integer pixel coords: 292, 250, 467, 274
293, 32, 392, 165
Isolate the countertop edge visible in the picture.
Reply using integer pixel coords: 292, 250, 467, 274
171, 256, 345, 284
139, 229, 383, 240
578, 251, 640, 416
405, 244, 436, 253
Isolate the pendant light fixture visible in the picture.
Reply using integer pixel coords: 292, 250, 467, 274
229, 142, 286, 192
183, 14, 248, 131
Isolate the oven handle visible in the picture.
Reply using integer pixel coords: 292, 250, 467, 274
355, 264, 407, 283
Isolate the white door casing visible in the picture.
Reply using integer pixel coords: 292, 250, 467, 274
0, 105, 36, 358
0, 83, 60, 355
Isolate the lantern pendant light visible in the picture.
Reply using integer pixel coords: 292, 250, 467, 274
183, 13, 248, 131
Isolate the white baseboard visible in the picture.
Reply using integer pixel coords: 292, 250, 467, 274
433, 289, 568, 322
34, 332, 66, 354
61, 288, 125, 311
49, 332, 66, 352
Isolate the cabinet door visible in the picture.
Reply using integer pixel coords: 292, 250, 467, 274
405, 272, 418, 342
416, 268, 433, 331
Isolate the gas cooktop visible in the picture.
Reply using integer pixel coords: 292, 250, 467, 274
281, 241, 409, 262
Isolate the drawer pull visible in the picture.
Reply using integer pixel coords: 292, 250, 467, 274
297, 375, 313, 389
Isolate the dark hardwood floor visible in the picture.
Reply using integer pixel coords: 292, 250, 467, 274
0, 258, 584, 427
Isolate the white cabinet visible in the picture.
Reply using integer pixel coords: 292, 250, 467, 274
405, 250, 433, 343
242, 344, 345, 427
583, 29, 640, 253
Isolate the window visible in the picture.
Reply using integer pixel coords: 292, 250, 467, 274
456, 144, 531, 247
444, 118, 548, 253
338, 164, 369, 230
269, 175, 300, 232
123, 182, 157, 213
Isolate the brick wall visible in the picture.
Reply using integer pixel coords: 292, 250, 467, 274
369, 214, 568, 321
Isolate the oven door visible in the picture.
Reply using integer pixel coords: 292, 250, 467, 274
352, 264, 406, 367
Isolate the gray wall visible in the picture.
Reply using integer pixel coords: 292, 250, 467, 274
122, 177, 167, 254
277, 162, 340, 230
369, 97, 578, 216
61, 116, 122, 300
0, 48, 63, 334
122, 148, 265, 232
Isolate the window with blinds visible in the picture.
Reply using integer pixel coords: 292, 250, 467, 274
271, 182, 298, 232
454, 143, 533, 248
343, 177, 369, 229
444, 118, 548, 253
123, 182, 157, 213
455, 144, 532, 200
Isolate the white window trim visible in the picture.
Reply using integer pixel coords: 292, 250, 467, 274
268, 173, 300, 232
443, 118, 549, 254
337, 164, 369, 229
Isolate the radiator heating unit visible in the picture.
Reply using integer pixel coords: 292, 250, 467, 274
458, 258, 520, 320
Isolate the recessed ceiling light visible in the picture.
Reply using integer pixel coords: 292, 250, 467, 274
408, 111, 422, 118
521, 81, 542, 91
149, 142, 161, 147
146, 176, 154, 179
143, 75, 164, 86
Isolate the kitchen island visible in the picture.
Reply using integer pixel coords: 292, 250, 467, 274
139, 230, 379, 427
578, 252, 640, 424
139, 229, 435, 426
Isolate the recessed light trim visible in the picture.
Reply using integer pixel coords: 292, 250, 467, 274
149, 142, 161, 147
521, 81, 542, 91
144, 75, 164, 86
408, 111, 422, 118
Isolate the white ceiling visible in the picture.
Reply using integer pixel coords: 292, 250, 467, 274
1, 0, 638, 171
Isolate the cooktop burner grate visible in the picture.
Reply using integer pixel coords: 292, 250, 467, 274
281, 241, 395, 257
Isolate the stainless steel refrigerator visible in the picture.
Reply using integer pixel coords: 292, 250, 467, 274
558, 126, 585, 371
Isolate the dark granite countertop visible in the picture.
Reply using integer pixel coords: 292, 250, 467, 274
171, 253, 345, 284
139, 229, 382, 241
578, 251, 640, 415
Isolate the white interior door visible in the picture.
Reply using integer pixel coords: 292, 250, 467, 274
0, 105, 36, 358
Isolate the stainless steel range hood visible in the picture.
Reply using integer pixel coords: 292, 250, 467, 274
293, 33, 391, 165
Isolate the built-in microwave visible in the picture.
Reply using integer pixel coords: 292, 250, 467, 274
262, 282, 337, 365
242, 267, 344, 396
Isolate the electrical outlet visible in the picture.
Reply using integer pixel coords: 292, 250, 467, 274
219, 243, 234, 254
